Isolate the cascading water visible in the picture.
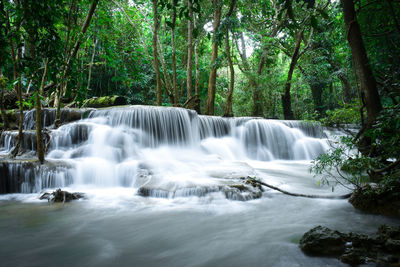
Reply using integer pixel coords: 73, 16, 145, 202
1, 105, 329, 195
1, 105, 399, 267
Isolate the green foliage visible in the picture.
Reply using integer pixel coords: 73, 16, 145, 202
312, 105, 400, 189
320, 102, 360, 127
311, 136, 372, 189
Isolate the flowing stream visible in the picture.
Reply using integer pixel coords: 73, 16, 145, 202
0, 106, 398, 266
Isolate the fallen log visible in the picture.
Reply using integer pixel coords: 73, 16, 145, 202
245, 177, 352, 199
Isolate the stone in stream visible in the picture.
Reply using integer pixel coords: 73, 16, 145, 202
300, 225, 400, 266
299, 226, 346, 256
39, 188, 85, 202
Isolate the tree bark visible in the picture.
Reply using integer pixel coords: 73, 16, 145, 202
223, 0, 236, 117
186, 0, 194, 109
36, 58, 49, 164
193, 14, 201, 114
282, 31, 302, 120
0, 70, 9, 129
341, 0, 382, 124
205, 0, 222, 115
86, 37, 97, 98
171, 0, 178, 106
152, 0, 162, 106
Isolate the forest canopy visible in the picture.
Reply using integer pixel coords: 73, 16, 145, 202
1, 0, 398, 122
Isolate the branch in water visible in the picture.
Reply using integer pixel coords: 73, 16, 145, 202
246, 177, 352, 199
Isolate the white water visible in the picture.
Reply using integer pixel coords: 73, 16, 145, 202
1, 106, 398, 267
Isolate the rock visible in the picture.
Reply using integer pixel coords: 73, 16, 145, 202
349, 182, 400, 217
340, 251, 365, 265
299, 226, 346, 256
39, 188, 85, 202
82, 95, 127, 108
300, 225, 400, 266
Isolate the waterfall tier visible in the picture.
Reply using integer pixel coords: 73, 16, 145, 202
0, 105, 329, 197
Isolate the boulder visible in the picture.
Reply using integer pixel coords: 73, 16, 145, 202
299, 226, 345, 256
349, 183, 400, 217
300, 225, 400, 265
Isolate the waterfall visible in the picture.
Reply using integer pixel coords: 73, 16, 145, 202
0, 105, 330, 196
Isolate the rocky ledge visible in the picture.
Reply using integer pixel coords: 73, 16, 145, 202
300, 225, 400, 266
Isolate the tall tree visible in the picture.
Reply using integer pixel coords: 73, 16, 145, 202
341, 0, 382, 125
186, 0, 194, 108
152, 0, 163, 106
205, 0, 222, 115
223, 0, 236, 117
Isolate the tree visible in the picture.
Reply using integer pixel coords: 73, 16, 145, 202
205, 0, 222, 115
341, 0, 382, 125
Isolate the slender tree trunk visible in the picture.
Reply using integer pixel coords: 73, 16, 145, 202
153, 0, 162, 106
36, 58, 49, 164
222, 0, 236, 117
205, 0, 222, 115
252, 50, 266, 116
282, 31, 302, 120
87, 37, 97, 98
0, 70, 9, 129
186, 0, 194, 109
223, 29, 234, 117
171, 0, 178, 106
341, 0, 382, 125
193, 14, 201, 114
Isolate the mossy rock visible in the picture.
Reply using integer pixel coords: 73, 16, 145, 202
349, 182, 400, 217
82, 95, 127, 108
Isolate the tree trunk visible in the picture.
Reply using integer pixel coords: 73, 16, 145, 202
341, 0, 382, 124
36, 58, 49, 164
86, 37, 97, 99
171, 0, 178, 106
193, 14, 201, 114
223, 29, 234, 117
153, 0, 162, 106
282, 31, 302, 120
205, 0, 222, 115
186, 0, 194, 109
0, 70, 9, 129
223, 0, 236, 117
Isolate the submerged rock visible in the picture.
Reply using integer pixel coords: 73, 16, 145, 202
39, 188, 85, 202
300, 225, 400, 265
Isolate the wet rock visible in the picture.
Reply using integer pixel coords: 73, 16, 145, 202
137, 182, 263, 201
39, 188, 85, 202
299, 226, 345, 256
349, 183, 400, 217
300, 225, 400, 266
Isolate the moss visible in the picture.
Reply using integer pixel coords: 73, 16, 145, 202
82, 95, 126, 108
